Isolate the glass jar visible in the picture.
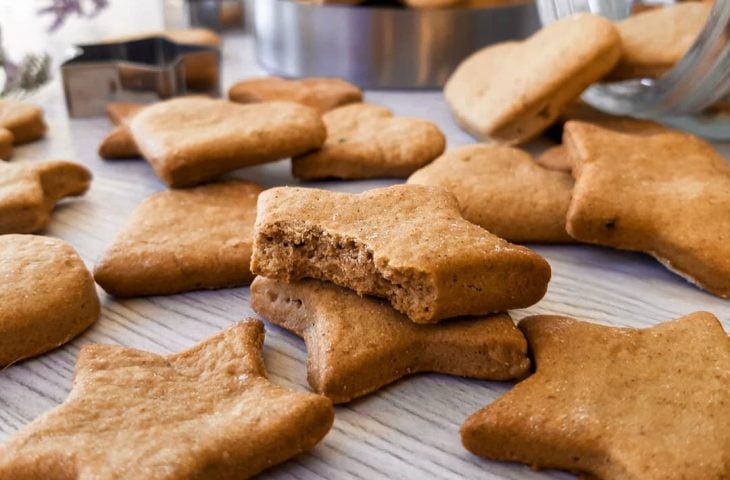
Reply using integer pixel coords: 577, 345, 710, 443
537, 0, 730, 139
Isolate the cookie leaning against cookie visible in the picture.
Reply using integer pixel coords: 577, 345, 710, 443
229, 76, 362, 113
99, 103, 145, 160
293, 103, 446, 180
95, 180, 262, 297
0, 160, 92, 234
564, 121, 730, 298
129, 97, 326, 187
444, 14, 621, 145
251, 184, 551, 324
251, 277, 530, 403
408, 145, 574, 243
0, 235, 100, 367
0, 320, 335, 480
462, 312, 730, 480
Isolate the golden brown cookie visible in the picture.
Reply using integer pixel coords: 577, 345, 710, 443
128, 97, 326, 187
0, 160, 92, 234
293, 103, 446, 180
0, 99, 46, 145
462, 312, 730, 480
534, 145, 571, 172
0, 235, 99, 367
98, 125, 140, 160
229, 76, 363, 114
444, 14, 621, 144
0, 127, 12, 160
95, 180, 262, 297
610, 2, 713, 80
0, 320, 335, 479
564, 121, 730, 297
251, 185, 551, 324
251, 277, 529, 403
106, 102, 145, 126
408, 145, 574, 243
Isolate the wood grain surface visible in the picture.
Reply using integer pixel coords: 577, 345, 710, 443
0, 32, 728, 480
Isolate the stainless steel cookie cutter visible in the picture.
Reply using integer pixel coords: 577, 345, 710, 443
61, 36, 220, 117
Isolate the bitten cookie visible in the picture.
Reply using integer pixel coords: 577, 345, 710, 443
444, 14, 621, 144
0, 160, 92, 234
229, 76, 362, 113
609, 2, 713, 80
252, 277, 529, 403
0, 235, 99, 367
408, 145, 574, 243
564, 121, 730, 298
129, 97, 326, 187
0, 320, 335, 479
462, 312, 730, 480
94, 180, 262, 297
292, 103, 446, 180
0, 127, 12, 160
0, 99, 46, 144
251, 185, 551, 323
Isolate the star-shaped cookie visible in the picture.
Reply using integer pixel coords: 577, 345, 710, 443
564, 121, 730, 297
462, 312, 730, 480
0, 160, 92, 234
251, 184, 551, 323
251, 277, 529, 403
0, 320, 335, 480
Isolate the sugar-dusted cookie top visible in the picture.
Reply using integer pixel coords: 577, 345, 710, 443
462, 312, 730, 480
251, 184, 551, 323
408, 145, 574, 243
0, 235, 99, 367
0, 320, 334, 479
251, 277, 529, 403
0, 99, 46, 145
129, 97, 326, 187
0, 160, 92, 234
229, 76, 362, 113
564, 120, 730, 298
293, 103, 446, 180
610, 2, 713, 80
444, 14, 620, 144
95, 180, 263, 297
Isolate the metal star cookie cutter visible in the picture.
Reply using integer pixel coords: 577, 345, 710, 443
61, 36, 220, 118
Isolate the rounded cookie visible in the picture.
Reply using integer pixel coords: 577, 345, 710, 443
0, 99, 47, 144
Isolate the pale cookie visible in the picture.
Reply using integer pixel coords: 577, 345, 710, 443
0, 127, 12, 160
98, 125, 140, 159
106, 102, 145, 126
251, 277, 530, 403
408, 145, 574, 243
129, 97, 326, 187
293, 103, 446, 180
229, 76, 363, 114
462, 312, 730, 480
534, 145, 572, 172
0, 320, 335, 479
564, 121, 730, 297
95, 180, 262, 297
444, 14, 621, 144
0, 99, 46, 144
251, 185, 551, 324
0, 235, 99, 367
0, 160, 92, 234
610, 2, 713, 80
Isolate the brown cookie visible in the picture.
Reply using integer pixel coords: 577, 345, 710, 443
0, 160, 92, 234
534, 145, 571, 172
251, 185, 551, 323
293, 103, 446, 180
0, 320, 335, 479
564, 121, 730, 297
229, 76, 362, 114
0, 99, 46, 145
444, 14, 621, 144
0, 127, 12, 160
609, 2, 713, 80
251, 277, 530, 403
106, 102, 145, 126
128, 97, 326, 187
408, 145, 574, 243
94, 180, 262, 297
462, 312, 730, 480
98, 125, 140, 159
404, 0, 531, 8
0, 235, 99, 367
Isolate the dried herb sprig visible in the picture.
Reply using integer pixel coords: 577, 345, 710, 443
38, 0, 110, 32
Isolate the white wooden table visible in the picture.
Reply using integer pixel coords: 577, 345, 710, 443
1, 28, 729, 480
